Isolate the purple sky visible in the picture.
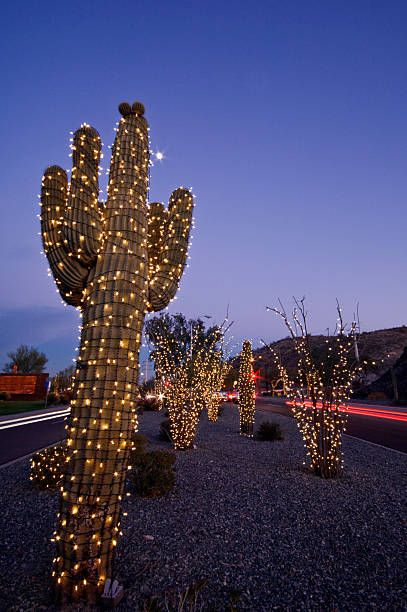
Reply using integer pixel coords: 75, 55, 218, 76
1, 1, 406, 373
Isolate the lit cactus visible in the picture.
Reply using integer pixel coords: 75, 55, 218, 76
40, 101, 193, 602
207, 352, 230, 423
238, 340, 256, 436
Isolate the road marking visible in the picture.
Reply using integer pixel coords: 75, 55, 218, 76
0, 407, 70, 426
0, 409, 70, 431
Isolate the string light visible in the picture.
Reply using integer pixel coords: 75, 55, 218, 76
147, 317, 230, 449
39, 100, 194, 601
266, 299, 361, 478
238, 340, 256, 436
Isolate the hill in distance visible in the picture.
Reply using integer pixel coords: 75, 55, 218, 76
230, 326, 407, 400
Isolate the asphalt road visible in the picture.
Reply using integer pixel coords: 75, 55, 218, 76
256, 397, 407, 453
0, 410, 67, 465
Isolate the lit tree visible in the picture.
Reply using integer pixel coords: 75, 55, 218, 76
165, 350, 208, 449
52, 365, 75, 393
146, 313, 225, 448
40, 101, 193, 602
238, 340, 256, 436
267, 298, 359, 478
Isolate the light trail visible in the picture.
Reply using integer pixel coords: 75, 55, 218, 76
0, 408, 70, 431
286, 400, 407, 423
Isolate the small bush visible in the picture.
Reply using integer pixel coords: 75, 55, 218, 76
142, 579, 208, 611
58, 392, 71, 405
257, 420, 283, 441
131, 432, 149, 455
0, 391, 11, 401
30, 442, 67, 490
159, 418, 172, 442
139, 396, 161, 411
47, 392, 60, 405
130, 450, 176, 497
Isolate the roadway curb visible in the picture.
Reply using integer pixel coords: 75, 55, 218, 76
0, 439, 65, 470
344, 433, 407, 456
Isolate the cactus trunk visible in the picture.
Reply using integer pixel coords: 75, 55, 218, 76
238, 340, 256, 436
40, 101, 193, 602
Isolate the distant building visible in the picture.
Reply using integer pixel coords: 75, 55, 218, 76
0, 373, 49, 400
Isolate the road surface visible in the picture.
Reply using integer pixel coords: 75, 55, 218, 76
0, 407, 68, 465
256, 397, 407, 453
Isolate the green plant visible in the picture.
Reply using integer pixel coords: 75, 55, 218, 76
4, 344, 48, 373
30, 443, 67, 490
131, 432, 149, 455
0, 391, 11, 401
256, 420, 283, 441
142, 579, 208, 611
159, 418, 172, 442
138, 396, 161, 411
58, 391, 72, 405
46, 392, 60, 405
130, 450, 176, 497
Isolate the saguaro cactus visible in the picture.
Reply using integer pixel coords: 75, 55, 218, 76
238, 340, 256, 436
40, 101, 193, 601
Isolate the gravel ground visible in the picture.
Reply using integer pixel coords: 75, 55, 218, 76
0, 406, 406, 611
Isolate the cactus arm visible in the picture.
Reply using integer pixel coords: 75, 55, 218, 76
40, 165, 88, 306
63, 125, 103, 267
147, 201, 166, 285
148, 187, 194, 312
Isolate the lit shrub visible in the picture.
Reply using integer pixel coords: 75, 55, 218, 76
130, 450, 176, 497
30, 443, 67, 490
257, 421, 283, 441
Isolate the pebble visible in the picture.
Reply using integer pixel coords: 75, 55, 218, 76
0, 407, 406, 611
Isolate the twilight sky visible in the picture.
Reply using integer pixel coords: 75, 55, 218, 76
0, 0, 406, 373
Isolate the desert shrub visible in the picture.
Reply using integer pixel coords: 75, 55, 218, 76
58, 391, 72, 405
47, 392, 60, 405
131, 432, 149, 455
0, 391, 11, 401
141, 578, 208, 611
139, 396, 161, 411
130, 450, 176, 497
30, 442, 67, 490
159, 418, 172, 442
257, 420, 283, 441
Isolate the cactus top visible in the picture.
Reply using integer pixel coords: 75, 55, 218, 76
118, 101, 145, 117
